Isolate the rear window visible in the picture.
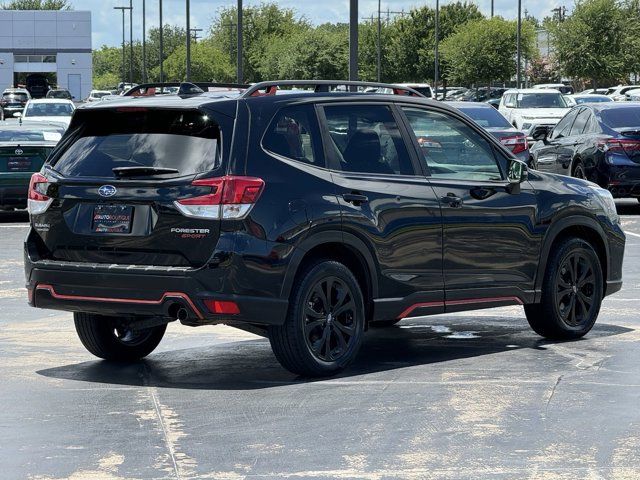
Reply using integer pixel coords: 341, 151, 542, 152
25, 103, 74, 117
458, 107, 512, 128
599, 107, 640, 129
3, 93, 28, 102
52, 109, 220, 178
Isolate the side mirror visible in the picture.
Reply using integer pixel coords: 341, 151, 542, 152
507, 159, 528, 193
13, 112, 22, 118
531, 125, 551, 142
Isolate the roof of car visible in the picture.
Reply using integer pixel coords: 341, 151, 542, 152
446, 101, 493, 108
2, 88, 29, 93
503, 88, 563, 94
26, 98, 74, 104
0, 120, 66, 132
77, 90, 445, 112
571, 94, 611, 99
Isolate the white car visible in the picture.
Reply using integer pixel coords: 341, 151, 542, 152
606, 85, 640, 101
396, 83, 434, 98
86, 90, 113, 102
21, 98, 75, 127
533, 83, 574, 94
498, 89, 570, 135
623, 88, 640, 101
564, 94, 613, 106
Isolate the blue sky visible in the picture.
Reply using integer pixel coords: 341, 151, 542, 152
73, 0, 563, 48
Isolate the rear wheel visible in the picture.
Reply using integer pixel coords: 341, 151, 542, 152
573, 161, 587, 179
269, 260, 365, 377
525, 238, 603, 340
74, 313, 167, 361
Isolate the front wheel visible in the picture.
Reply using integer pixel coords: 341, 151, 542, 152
525, 238, 603, 340
269, 260, 365, 377
573, 162, 587, 180
74, 313, 167, 361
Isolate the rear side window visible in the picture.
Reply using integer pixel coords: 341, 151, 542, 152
569, 109, 590, 136
322, 104, 414, 175
262, 105, 321, 166
52, 109, 220, 178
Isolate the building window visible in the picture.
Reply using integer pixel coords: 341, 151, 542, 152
14, 55, 57, 63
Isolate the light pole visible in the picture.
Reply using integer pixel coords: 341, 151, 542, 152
491, 0, 494, 17
349, 0, 358, 82
129, 0, 133, 85
114, 6, 131, 88
376, 0, 381, 81
142, 0, 146, 83
237, 0, 243, 83
186, 0, 191, 81
159, 0, 164, 82
434, 0, 440, 96
516, 0, 522, 88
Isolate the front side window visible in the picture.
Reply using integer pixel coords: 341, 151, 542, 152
262, 105, 320, 166
402, 107, 502, 181
550, 112, 576, 140
52, 109, 220, 179
322, 104, 414, 175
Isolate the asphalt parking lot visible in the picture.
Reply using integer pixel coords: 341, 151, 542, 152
1, 203, 640, 480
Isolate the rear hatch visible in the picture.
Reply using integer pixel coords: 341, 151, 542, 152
34, 107, 230, 268
0, 144, 52, 176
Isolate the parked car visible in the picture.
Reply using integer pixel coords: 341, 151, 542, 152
396, 83, 434, 98
499, 89, 570, 135
0, 121, 63, 210
624, 88, 640, 101
448, 101, 529, 163
0, 88, 31, 119
606, 85, 640, 101
565, 94, 613, 106
529, 103, 640, 200
25, 74, 51, 99
533, 83, 575, 95
580, 88, 609, 95
459, 87, 506, 102
86, 90, 113, 102
46, 89, 73, 100
25, 80, 624, 377
22, 99, 75, 128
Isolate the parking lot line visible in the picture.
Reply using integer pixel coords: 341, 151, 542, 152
625, 230, 640, 238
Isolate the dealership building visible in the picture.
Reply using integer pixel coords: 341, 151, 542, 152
0, 10, 92, 100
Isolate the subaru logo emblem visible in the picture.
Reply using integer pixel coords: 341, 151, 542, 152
98, 185, 117, 197
15, 148, 23, 155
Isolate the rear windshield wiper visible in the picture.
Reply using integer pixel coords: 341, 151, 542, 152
112, 166, 179, 177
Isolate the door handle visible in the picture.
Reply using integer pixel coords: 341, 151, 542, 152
342, 192, 369, 205
441, 193, 463, 208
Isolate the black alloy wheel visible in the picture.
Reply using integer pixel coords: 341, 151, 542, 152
303, 276, 357, 362
573, 162, 586, 179
269, 260, 365, 377
555, 251, 596, 327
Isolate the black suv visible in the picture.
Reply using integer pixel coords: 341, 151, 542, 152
24, 81, 625, 377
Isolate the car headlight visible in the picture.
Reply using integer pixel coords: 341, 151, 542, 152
591, 187, 618, 223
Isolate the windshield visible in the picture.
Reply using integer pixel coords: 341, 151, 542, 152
458, 107, 512, 128
25, 103, 74, 117
600, 107, 640, 129
52, 109, 220, 179
516, 92, 567, 108
47, 90, 71, 99
2, 93, 28, 102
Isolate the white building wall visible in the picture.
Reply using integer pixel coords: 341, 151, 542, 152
0, 10, 92, 97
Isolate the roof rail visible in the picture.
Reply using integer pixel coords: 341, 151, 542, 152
241, 80, 426, 98
123, 82, 251, 97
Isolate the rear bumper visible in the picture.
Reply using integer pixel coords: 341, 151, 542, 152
25, 259, 289, 327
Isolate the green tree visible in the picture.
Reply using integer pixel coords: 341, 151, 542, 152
210, 3, 310, 82
1, 0, 71, 8
163, 39, 234, 82
441, 16, 536, 86
550, 0, 633, 87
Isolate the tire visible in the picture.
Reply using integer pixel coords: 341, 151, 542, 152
573, 161, 587, 180
268, 260, 365, 377
370, 318, 402, 328
525, 238, 603, 340
74, 313, 167, 361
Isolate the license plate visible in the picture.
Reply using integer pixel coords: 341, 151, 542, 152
7, 157, 33, 171
92, 205, 133, 233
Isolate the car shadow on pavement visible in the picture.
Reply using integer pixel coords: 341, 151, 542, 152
0, 210, 28, 223
37, 317, 631, 390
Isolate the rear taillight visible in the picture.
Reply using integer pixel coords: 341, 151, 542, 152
500, 135, 528, 155
27, 173, 53, 215
598, 138, 640, 159
174, 176, 265, 220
